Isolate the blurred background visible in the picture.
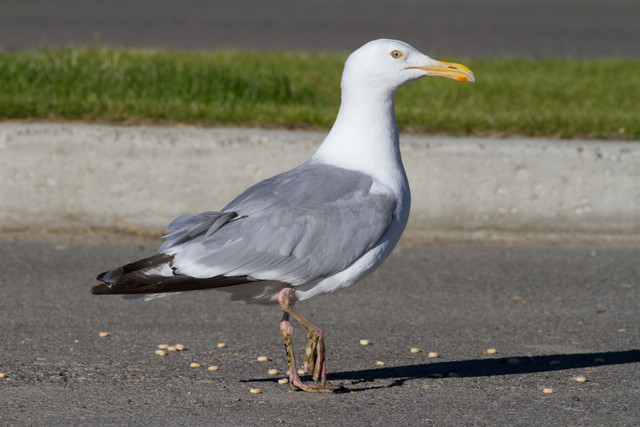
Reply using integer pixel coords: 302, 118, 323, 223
1, 0, 638, 57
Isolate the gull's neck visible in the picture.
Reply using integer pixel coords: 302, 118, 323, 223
312, 88, 407, 194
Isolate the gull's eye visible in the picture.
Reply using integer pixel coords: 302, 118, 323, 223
390, 50, 403, 59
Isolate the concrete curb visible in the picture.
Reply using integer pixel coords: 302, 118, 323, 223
1, 123, 638, 233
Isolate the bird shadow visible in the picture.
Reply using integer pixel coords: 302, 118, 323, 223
246, 349, 640, 392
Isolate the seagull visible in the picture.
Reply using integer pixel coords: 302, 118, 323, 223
92, 39, 474, 392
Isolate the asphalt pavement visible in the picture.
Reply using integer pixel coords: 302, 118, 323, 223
1, 0, 638, 57
1, 230, 638, 425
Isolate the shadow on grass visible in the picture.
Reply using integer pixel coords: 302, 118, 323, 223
247, 349, 640, 391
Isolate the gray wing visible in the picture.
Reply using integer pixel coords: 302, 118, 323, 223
159, 161, 397, 286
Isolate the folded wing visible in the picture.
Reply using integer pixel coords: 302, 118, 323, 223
93, 161, 397, 301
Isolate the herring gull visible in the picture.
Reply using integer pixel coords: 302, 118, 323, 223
92, 39, 474, 392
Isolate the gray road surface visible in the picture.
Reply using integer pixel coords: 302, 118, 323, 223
1, 231, 638, 425
1, 0, 638, 57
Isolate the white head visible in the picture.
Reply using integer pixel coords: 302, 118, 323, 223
341, 39, 474, 99
314, 39, 474, 179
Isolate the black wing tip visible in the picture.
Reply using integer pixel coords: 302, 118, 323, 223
91, 273, 254, 296
91, 283, 111, 295
92, 254, 175, 295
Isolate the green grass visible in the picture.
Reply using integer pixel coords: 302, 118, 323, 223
1, 47, 639, 139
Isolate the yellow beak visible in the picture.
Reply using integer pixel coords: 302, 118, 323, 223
411, 60, 475, 82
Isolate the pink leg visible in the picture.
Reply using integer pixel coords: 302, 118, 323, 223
277, 287, 343, 392
302, 316, 326, 382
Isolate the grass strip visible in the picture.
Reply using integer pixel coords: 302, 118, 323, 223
0, 47, 638, 139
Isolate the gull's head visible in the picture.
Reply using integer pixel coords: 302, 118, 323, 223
342, 39, 474, 97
